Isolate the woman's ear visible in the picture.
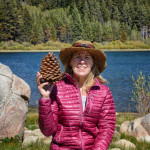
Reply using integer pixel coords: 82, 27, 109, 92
91, 64, 95, 71
69, 62, 72, 67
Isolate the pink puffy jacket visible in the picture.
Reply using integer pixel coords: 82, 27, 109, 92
39, 73, 116, 150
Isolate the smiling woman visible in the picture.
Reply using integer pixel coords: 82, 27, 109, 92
36, 40, 116, 150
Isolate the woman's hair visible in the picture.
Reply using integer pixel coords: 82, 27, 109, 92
62, 58, 107, 92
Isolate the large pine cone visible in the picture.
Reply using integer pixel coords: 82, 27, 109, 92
40, 52, 61, 84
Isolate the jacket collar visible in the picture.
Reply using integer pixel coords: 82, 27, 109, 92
65, 73, 101, 89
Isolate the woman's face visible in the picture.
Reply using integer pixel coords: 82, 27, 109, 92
70, 51, 94, 80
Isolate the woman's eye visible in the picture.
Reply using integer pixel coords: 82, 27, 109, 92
85, 56, 90, 59
75, 56, 80, 58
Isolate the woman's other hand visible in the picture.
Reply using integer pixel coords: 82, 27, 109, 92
36, 72, 53, 99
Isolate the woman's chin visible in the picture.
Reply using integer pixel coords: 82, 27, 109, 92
74, 73, 88, 79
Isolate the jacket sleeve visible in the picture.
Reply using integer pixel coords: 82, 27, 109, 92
38, 85, 58, 137
92, 88, 116, 150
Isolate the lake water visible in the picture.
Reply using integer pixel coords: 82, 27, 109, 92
0, 51, 150, 112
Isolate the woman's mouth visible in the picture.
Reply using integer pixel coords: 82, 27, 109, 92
77, 66, 86, 70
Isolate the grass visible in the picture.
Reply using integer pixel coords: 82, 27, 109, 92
116, 112, 144, 125
94, 40, 150, 50
0, 107, 150, 149
0, 141, 49, 150
0, 39, 150, 51
0, 40, 71, 51
25, 107, 39, 130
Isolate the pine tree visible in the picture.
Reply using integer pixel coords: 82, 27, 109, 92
82, 15, 93, 41
60, 0, 70, 7
0, 0, 20, 41
69, 0, 76, 14
137, 4, 148, 29
79, 0, 90, 18
0, 0, 7, 41
40, 0, 51, 10
57, 26, 67, 42
133, 24, 138, 31
102, 21, 113, 42
112, 6, 120, 22
87, 0, 96, 21
113, 0, 124, 14
106, 0, 113, 15
100, 0, 110, 22
70, 3, 83, 42
120, 23, 127, 42
92, 21, 103, 42
51, 23, 57, 41
89, 0, 102, 22
111, 21, 120, 41
21, 7, 32, 42
30, 22, 44, 44
42, 18, 57, 42
130, 29, 141, 41
128, 1, 135, 28
103, 8, 111, 22
122, 2, 131, 24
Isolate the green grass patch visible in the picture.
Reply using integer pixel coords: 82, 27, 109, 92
0, 140, 49, 150
25, 107, 39, 130
1, 108, 150, 149
116, 112, 143, 125
0, 40, 150, 51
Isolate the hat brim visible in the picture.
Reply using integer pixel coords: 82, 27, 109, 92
59, 47, 107, 73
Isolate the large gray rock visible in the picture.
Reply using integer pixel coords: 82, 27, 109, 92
23, 128, 52, 147
0, 63, 31, 139
120, 113, 150, 142
141, 113, 150, 135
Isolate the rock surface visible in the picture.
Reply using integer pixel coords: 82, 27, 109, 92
23, 128, 52, 147
0, 63, 31, 139
22, 135, 39, 147
115, 139, 136, 149
141, 113, 150, 135
120, 113, 150, 142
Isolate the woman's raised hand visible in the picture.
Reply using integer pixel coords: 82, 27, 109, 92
36, 72, 53, 99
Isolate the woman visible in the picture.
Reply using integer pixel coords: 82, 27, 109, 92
36, 40, 116, 150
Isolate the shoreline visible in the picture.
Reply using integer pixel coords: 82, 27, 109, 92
0, 49, 150, 52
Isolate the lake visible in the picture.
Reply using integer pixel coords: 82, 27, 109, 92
0, 51, 150, 112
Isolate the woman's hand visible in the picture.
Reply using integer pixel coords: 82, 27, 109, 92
36, 72, 53, 99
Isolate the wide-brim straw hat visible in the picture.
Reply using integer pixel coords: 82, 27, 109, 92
59, 40, 107, 73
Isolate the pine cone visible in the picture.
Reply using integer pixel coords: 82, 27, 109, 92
40, 52, 61, 84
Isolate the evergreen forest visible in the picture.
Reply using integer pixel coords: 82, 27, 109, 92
0, 0, 150, 45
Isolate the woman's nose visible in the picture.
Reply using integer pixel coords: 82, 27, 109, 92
79, 57, 85, 63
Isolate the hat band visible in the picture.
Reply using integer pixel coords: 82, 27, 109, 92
72, 42, 95, 49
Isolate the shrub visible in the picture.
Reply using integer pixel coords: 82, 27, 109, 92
2, 45, 8, 50
131, 72, 150, 114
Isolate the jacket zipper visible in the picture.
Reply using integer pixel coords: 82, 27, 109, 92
78, 88, 84, 150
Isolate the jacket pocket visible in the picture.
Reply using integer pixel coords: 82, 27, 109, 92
56, 125, 63, 143
88, 96, 93, 114
88, 94, 101, 114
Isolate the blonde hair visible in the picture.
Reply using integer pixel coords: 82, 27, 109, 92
62, 62, 107, 93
